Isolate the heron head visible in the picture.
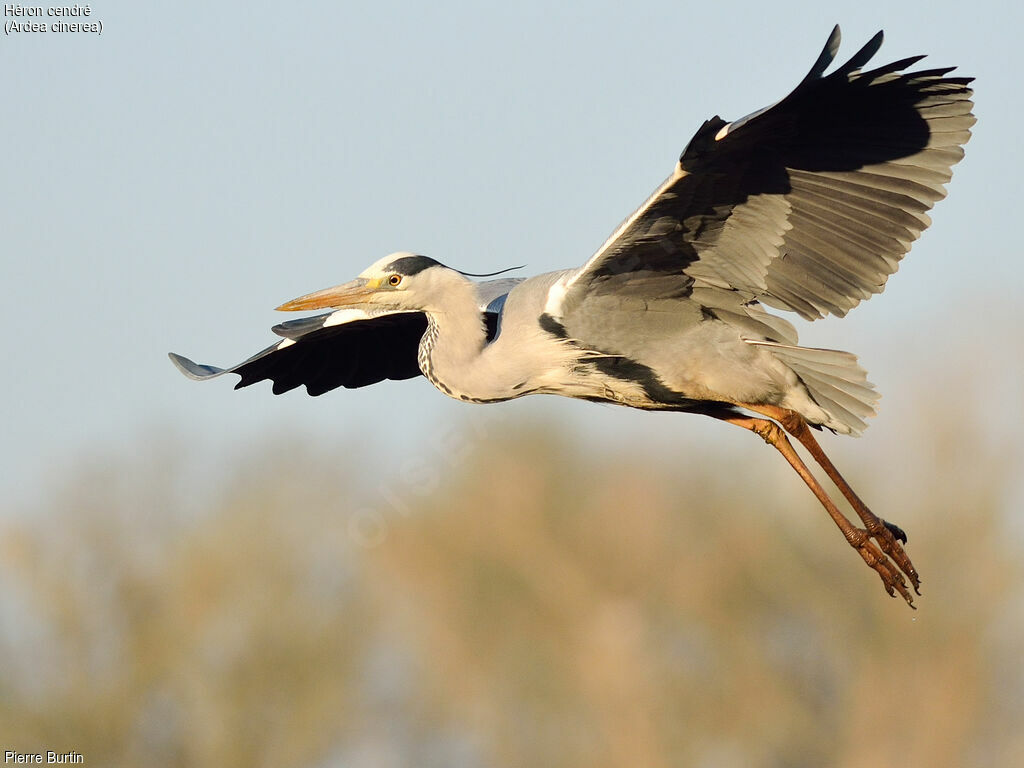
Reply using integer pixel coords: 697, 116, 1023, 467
276, 252, 462, 313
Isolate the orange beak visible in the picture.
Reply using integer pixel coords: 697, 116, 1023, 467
275, 278, 379, 311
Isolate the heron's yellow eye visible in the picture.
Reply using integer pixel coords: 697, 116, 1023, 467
387, 274, 402, 287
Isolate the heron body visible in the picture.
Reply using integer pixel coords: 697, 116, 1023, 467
171, 27, 974, 606
385, 257, 844, 432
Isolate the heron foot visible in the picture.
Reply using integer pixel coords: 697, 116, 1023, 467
846, 526, 917, 608
865, 511, 920, 598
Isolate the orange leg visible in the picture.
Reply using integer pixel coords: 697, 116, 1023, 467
740, 403, 920, 597
714, 411, 916, 607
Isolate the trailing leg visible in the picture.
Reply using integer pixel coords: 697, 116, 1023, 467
714, 412, 916, 607
742, 403, 920, 596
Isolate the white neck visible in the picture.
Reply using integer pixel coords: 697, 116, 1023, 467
415, 274, 534, 402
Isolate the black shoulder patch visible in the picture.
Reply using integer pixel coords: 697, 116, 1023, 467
587, 355, 685, 405
388, 255, 442, 276
484, 312, 499, 342
538, 313, 568, 338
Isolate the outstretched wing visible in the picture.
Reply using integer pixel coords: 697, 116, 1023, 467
170, 310, 428, 396
170, 279, 516, 396
556, 25, 975, 321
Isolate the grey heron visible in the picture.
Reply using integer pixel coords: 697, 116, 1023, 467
171, 26, 974, 607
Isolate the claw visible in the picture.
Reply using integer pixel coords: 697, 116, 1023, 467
882, 519, 908, 544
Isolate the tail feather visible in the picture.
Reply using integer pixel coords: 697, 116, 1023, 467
746, 340, 880, 436
806, 369, 878, 403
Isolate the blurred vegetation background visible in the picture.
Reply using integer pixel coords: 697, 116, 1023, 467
1, 406, 1021, 768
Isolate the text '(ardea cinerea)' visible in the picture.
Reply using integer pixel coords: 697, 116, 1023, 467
171, 26, 974, 607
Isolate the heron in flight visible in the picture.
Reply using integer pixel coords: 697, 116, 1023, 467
171, 27, 974, 607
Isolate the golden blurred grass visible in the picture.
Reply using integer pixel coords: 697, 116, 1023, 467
1, 414, 1021, 768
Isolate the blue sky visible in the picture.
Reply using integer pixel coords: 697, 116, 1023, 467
2, 1, 1020, 511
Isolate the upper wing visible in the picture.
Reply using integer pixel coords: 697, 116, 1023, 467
170, 310, 428, 396
557, 26, 975, 321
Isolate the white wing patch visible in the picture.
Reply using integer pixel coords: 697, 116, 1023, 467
715, 101, 780, 141
323, 308, 374, 327
543, 274, 571, 318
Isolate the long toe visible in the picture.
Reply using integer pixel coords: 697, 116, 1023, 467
851, 533, 916, 608
873, 525, 921, 595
